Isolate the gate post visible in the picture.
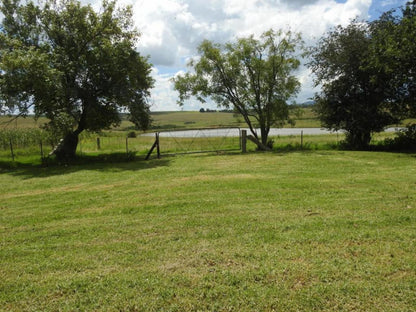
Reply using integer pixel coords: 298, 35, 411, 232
301, 130, 303, 150
156, 132, 160, 159
241, 130, 247, 153
145, 132, 160, 160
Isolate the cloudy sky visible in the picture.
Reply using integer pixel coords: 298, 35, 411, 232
114, 0, 408, 111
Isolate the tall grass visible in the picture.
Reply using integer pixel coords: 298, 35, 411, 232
0, 128, 50, 150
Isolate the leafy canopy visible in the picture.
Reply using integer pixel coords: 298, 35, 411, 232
369, 1, 416, 118
0, 0, 154, 138
309, 1, 416, 149
173, 29, 302, 148
309, 21, 398, 149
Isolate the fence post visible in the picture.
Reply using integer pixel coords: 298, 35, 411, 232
97, 137, 101, 150
126, 137, 129, 155
301, 130, 303, 150
241, 130, 247, 153
145, 132, 160, 160
156, 132, 160, 159
40, 140, 44, 159
9, 138, 15, 161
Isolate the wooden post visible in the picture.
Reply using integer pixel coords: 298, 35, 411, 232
97, 137, 101, 150
145, 132, 160, 160
241, 130, 247, 153
40, 140, 44, 159
126, 137, 129, 154
156, 132, 160, 159
301, 130, 303, 150
9, 138, 15, 161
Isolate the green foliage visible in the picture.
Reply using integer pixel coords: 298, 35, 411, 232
0, 128, 51, 149
173, 29, 303, 149
383, 124, 416, 151
127, 131, 137, 138
369, 2, 416, 118
310, 2, 416, 150
0, 0, 154, 159
309, 21, 398, 149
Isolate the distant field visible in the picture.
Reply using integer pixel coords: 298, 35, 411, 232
121, 108, 322, 130
0, 108, 322, 131
0, 116, 49, 129
1, 108, 414, 165
1, 109, 414, 132
1, 151, 415, 311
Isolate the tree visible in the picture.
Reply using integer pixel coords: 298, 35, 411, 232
173, 29, 302, 150
369, 1, 416, 120
309, 21, 398, 149
0, 0, 154, 160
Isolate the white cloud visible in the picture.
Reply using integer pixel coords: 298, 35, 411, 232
87, 0, 374, 110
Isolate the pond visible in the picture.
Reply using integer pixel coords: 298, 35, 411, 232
142, 127, 400, 138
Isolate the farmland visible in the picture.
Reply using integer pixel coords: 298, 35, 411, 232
0, 108, 321, 131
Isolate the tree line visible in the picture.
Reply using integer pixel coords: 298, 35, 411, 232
1, 0, 415, 160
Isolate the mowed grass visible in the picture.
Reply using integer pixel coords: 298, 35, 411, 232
1, 151, 415, 311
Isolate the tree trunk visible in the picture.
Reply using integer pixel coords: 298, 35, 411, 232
51, 109, 87, 161
247, 135, 271, 151
346, 130, 371, 149
51, 131, 80, 161
258, 125, 271, 150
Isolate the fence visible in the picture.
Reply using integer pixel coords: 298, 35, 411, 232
146, 128, 242, 157
0, 127, 345, 162
0, 128, 244, 162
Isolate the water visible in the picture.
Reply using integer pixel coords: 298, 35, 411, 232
141, 127, 401, 138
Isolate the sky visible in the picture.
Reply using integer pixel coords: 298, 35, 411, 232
94, 0, 408, 111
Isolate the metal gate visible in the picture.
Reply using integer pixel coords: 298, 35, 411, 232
145, 127, 242, 158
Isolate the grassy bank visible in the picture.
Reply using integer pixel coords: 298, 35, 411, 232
1, 151, 415, 311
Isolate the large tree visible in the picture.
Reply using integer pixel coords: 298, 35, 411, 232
173, 29, 302, 150
0, 0, 154, 160
309, 21, 398, 149
369, 1, 416, 120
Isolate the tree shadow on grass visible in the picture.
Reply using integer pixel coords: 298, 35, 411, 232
0, 153, 171, 179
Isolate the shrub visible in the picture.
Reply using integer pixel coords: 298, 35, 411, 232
383, 124, 416, 151
127, 131, 137, 138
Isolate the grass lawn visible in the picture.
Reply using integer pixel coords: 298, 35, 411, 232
1, 151, 415, 311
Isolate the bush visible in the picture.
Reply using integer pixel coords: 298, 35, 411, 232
127, 131, 137, 138
383, 124, 416, 151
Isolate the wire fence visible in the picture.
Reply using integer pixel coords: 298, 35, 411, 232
153, 127, 242, 156
0, 128, 243, 162
0, 126, 349, 163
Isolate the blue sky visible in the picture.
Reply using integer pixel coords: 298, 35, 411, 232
97, 0, 409, 110
369, 0, 407, 19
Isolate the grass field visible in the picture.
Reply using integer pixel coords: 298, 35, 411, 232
1, 151, 415, 311
0, 108, 321, 132
1, 108, 414, 132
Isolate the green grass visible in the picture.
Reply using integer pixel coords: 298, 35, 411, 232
1, 151, 415, 311
0, 116, 49, 129
148, 111, 247, 130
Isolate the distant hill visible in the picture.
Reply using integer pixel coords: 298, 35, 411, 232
291, 100, 315, 108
